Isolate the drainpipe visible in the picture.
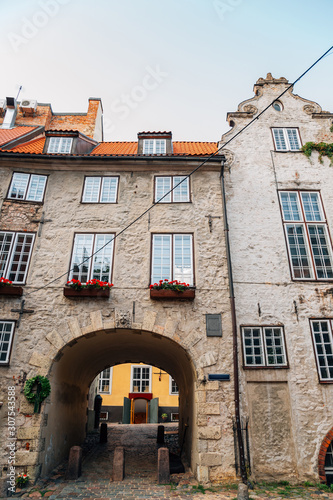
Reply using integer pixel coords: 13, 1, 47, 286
220, 159, 247, 484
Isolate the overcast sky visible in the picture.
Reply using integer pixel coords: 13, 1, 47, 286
1, 0, 332, 142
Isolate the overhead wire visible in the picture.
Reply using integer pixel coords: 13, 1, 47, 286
25, 45, 333, 296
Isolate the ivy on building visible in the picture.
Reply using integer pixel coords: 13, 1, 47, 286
302, 142, 333, 165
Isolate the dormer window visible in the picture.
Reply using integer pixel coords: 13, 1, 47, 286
138, 131, 172, 155
45, 131, 97, 155
48, 137, 73, 154
143, 139, 166, 155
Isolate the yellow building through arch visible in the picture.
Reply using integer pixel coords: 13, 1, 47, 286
97, 363, 179, 424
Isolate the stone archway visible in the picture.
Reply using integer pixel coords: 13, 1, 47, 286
39, 326, 197, 477
318, 427, 333, 483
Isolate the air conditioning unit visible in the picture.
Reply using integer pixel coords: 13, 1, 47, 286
0, 99, 6, 116
19, 99, 37, 115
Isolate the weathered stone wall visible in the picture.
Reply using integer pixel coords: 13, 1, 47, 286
221, 76, 333, 482
0, 158, 236, 484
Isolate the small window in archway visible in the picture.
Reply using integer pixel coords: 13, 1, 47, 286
326, 441, 333, 467
325, 441, 333, 485
169, 376, 179, 395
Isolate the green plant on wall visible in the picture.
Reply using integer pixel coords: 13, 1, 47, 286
302, 142, 333, 165
24, 375, 51, 413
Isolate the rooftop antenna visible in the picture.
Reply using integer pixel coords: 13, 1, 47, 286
16, 85, 22, 101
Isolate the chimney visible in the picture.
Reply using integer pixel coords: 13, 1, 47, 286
2, 97, 17, 129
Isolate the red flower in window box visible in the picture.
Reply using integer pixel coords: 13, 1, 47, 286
0, 277, 23, 296
64, 279, 113, 298
150, 279, 195, 300
0, 277, 13, 286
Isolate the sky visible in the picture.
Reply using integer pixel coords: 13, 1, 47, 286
0, 0, 332, 142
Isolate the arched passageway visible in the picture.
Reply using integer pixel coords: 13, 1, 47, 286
40, 328, 196, 476
319, 427, 333, 485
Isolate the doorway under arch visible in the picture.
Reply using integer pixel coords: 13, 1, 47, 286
39, 328, 196, 477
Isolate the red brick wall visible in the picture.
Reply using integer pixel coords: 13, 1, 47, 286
0, 99, 101, 138
0, 200, 42, 232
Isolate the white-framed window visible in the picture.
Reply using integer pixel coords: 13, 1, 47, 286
48, 137, 73, 154
131, 365, 151, 393
310, 320, 333, 381
151, 234, 194, 285
171, 413, 179, 422
242, 326, 287, 367
8, 173, 47, 202
0, 232, 35, 284
143, 139, 166, 155
82, 176, 119, 203
279, 191, 333, 280
155, 176, 190, 203
272, 128, 301, 151
0, 321, 15, 364
98, 367, 113, 394
68, 233, 114, 284
169, 376, 179, 395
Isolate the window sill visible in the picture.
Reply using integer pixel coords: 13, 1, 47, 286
243, 365, 288, 370
63, 287, 110, 298
81, 201, 118, 204
150, 288, 195, 300
5, 198, 43, 205
0, 285, 23, 297
154, 201, 191, 204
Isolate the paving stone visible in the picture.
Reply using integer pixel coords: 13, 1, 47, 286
17, 423, 333, 499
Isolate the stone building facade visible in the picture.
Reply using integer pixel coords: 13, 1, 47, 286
0, 78, 332, 489
0, 102, 236, 489
221, 74, 333, 484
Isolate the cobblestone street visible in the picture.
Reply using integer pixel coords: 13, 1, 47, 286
11, 424, 333, 500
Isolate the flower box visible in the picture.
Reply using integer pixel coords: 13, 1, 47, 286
63, 287, 110, 298
0, 285, 23, 297
150, 288, 195, 300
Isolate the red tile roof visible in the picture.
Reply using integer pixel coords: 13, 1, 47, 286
2, 139, 218, 157
138, 131, 172, 134
90, 141, 218, 156
0, 126, 37, 146
5, 137, 46, 154
172, 142, 218, 156
90, 142, 138, 156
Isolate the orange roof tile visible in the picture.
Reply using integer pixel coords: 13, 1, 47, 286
173, 142, 218, 155
90, 141, 218, 156
90, 142, 138, 155
0, 138, 218, 157
0, 126, 37, 146
5, 137, 46, 154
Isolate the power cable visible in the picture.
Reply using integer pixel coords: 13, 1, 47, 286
25, 45, 333, 295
